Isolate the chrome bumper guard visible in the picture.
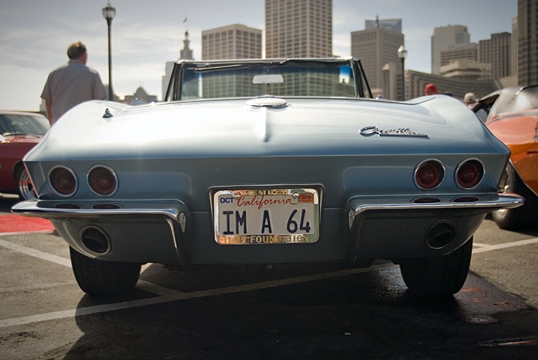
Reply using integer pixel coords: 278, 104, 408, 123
346, 193, 524, 229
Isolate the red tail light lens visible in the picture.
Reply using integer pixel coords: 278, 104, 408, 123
415, 160, 445, 190
49, 166, 77, 196
88, 166, 118, 196
456, 159, 484, 189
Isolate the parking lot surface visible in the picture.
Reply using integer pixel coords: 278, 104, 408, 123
1, 195, 538, 359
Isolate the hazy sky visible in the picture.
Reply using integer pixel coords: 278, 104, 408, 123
0, 0, 517, 111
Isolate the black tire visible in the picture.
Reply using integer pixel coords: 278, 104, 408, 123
399, 237, 473, 296
492, 164, 538, 230
70, 247, 141, 296
15, 166, 36, 200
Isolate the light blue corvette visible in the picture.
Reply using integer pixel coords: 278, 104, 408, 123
13, 58, 522, 296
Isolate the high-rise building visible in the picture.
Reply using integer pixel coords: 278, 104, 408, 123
440, 43, 478, 67
518, 0, 538, 86
511, 17, 519, 78
431, 25, 470, 75
202, 24, 262, 60
365, 18, 402, 33
351, 19, 404, 93
479, 32, 511, 80
265, 0, 333, 58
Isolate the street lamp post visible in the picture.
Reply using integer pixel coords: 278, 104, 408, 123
102, 2, 116, 101
397, 44, 407, 101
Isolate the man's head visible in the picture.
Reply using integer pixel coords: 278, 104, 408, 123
424, 83, 438, 96
67, 41, 87, 64
464, 92, 476, 105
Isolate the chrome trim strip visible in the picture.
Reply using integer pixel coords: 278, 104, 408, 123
11, 200, 180, 220
166, 217, 181, 262
347, 194, 524, 229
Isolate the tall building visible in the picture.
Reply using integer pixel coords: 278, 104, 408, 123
162, 31, 195, 100
351, 19, 404, 93
180, 31, 194, 60
265, 0, 333, 58
518, 0, 538, 86
440, 43, 478, 67
365, 18, 402, 33
479, 32, 511, 80
431, 25, 470, 75
511, 17, 519, 78
201, 24, 262, 60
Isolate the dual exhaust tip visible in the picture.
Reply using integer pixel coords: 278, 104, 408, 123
426, 221, 456, 249
79, 221, 456, 257
80, 226, 111, 255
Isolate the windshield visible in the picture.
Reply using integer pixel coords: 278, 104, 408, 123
180, 61, 357, 100
490, 86, 538, 119
0, 114, 50, 136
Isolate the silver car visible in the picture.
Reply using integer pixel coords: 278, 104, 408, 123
13, 58, 522, 296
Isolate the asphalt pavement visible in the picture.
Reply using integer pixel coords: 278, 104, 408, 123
1, 194, 537, 359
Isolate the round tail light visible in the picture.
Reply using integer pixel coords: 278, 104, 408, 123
88, 166, 118, 196
415, 159, 445, 190
49, 166, 77, 196
456, 159, 484, 189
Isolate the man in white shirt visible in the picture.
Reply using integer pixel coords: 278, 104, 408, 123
41, 41, 107, 125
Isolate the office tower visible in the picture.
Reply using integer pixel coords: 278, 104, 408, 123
440, 43, 478, 67
431, 25, 470, 75
199, 24, 262, 99
511, 17, 519, 78
365, 18, 402, 33
479, 32, 511, 79
265, 0, 333, 58
202, 24, 262, 60
351, 19, 404, 91
518, 0, 538, 86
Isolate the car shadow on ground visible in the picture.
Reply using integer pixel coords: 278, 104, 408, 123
61, 264, 538, 359
0, 194, 20, 213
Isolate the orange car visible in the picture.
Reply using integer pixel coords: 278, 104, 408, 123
475, 85, 538, 230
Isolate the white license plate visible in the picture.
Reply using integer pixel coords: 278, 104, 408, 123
213, 188, 320, 245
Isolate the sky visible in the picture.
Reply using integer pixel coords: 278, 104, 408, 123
0, 0, 517, 112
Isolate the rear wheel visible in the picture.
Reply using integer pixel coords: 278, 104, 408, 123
70, 247, 141, 295
492, 164, 538, 230
15, 166, 36, 200
399, 237, 473, 296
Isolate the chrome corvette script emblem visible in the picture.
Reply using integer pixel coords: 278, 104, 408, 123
360, 126, 428, 138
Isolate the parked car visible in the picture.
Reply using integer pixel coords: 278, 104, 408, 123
13, 58, 522, 296
473, 85, 538, 230
0, 111, 50, 200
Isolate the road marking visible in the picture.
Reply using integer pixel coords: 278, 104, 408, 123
0, 239, 71, 267
1, 236, 537, 328
0, 264, 395, 328
473, 237, 538, 253
0, 230, 53, 237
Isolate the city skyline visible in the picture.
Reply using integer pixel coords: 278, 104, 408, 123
0, 0, 517, 111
